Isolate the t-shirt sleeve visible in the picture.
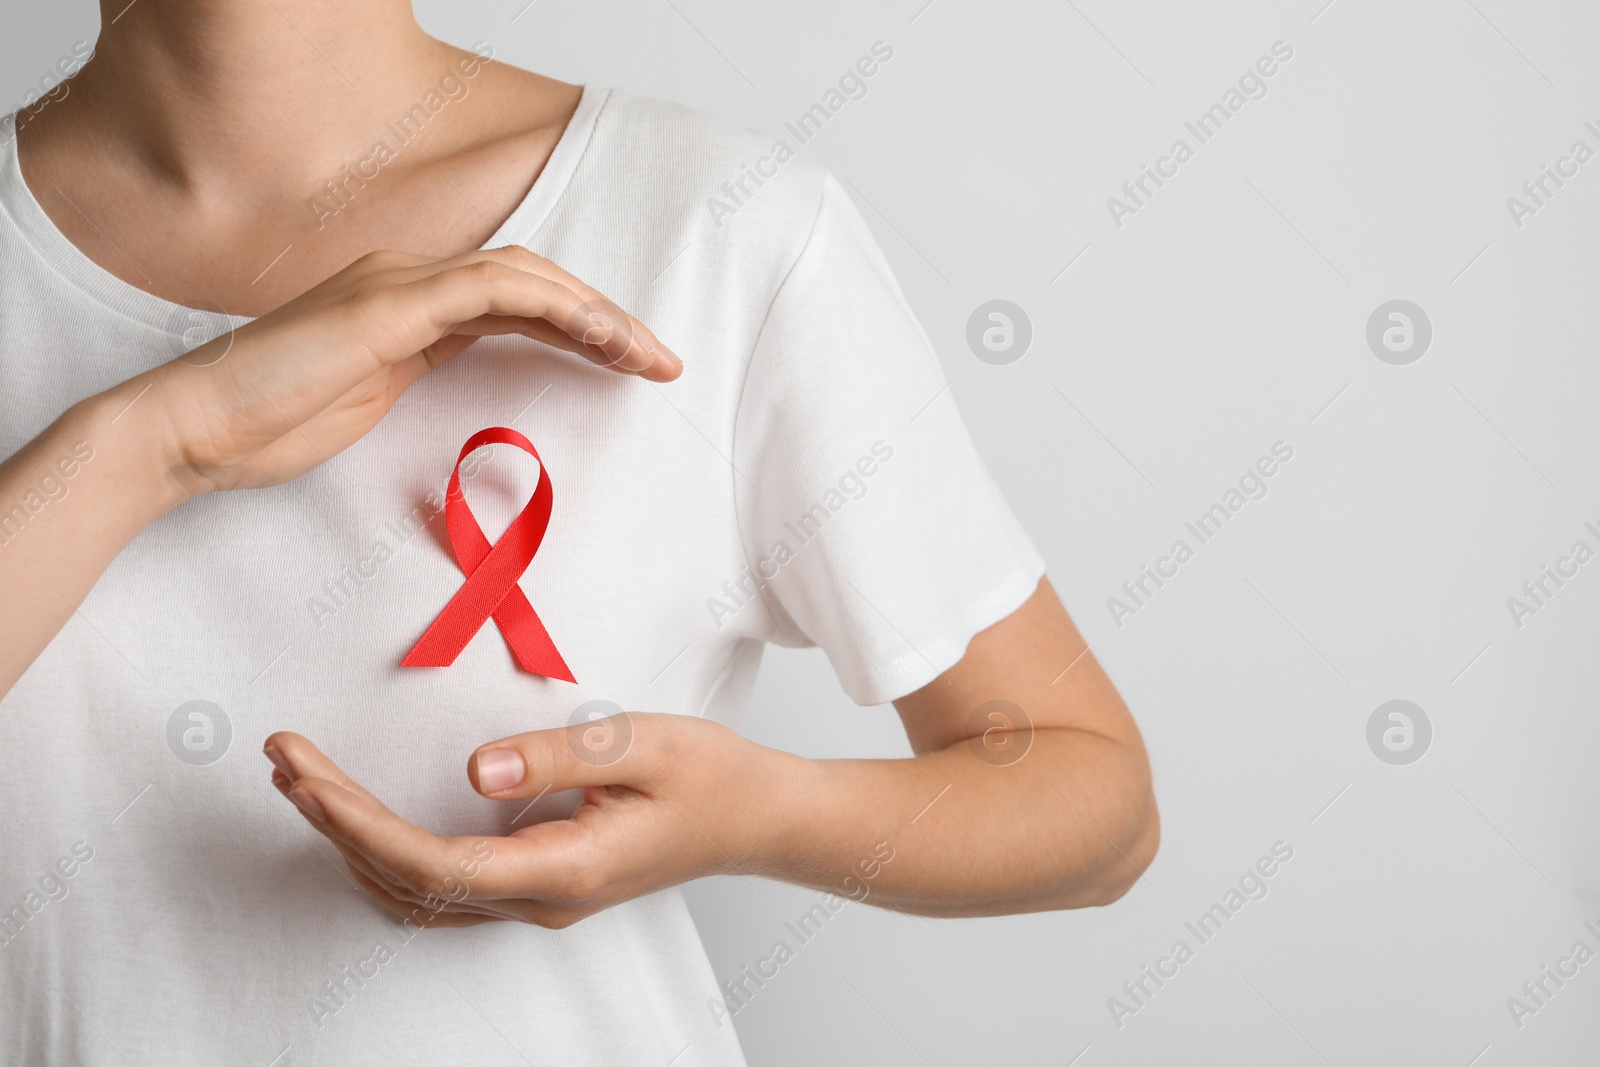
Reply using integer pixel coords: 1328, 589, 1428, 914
731, 172, 1046, 706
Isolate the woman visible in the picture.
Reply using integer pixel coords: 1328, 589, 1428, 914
0, 2, 1158, 1063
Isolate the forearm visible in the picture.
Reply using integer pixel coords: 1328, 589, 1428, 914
744, 727, 1159, 918
0, 375, 186, 695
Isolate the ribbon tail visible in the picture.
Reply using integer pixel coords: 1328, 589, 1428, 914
493, 587, 577, 683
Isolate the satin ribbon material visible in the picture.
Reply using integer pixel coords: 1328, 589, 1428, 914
401, 427, 576, 682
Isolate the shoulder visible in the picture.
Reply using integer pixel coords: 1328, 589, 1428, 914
580, 87, 832, 270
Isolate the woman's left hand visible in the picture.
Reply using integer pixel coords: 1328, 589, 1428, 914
264, 583, 1161, 923
264, 712, 791, 929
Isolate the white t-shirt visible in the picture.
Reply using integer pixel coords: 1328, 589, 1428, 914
0, 86, 1043, 1065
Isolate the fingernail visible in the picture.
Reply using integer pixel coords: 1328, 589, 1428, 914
263, 744, 293, 779
476, 749, 526, 794
649, 352, 682, 380
288, 787, 327, 823
271, 769, 291, 795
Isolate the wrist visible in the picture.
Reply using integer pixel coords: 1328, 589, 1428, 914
724, 741, 832, 882
74, 376, 201, 517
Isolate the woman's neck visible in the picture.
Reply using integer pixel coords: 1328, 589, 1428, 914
14, 0, 579, 314
67, 0, 449, 188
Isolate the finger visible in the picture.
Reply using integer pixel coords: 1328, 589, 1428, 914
398, 262, 676, 380
325, 836, 429, 907
563, 299, 679, 381
487, 246, 677, 368
324, 806, 592, 911
467, 712, 657, 800
387, 254, 681, 382
335, 840, 515, 920
381, 317, 654, 409
427, 245, 677, 372
279, 771, 462, 898
332, 837, 517, 920
263, 736, 460, 890
344, 861, 500, 928
267, 733, 593, 906
270, 763, 491, 915
443, 314, 651, 376
263, 732, 382, 803
396, 264, 645, 372
428, 819, 612, 908
348, 852, 586, 929
338, 248, 434, 277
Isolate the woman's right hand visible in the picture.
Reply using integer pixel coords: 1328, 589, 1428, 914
136, 245, 679, 498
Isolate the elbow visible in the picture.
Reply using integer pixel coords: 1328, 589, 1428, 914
1086, 785, 1160, 907
1087, 789, 1160, 906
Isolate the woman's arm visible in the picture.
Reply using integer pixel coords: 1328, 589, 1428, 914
0, 246, 679, 698
0, 383, 187, 692
266, 578, 1158, 924
771, 576, 1157, 915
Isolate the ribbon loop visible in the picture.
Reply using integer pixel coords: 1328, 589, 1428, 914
401, 427, 575, 682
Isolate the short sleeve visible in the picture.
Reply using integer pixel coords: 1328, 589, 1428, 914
731, 173, 1046, 706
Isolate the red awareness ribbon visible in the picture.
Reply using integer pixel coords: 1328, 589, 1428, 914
401, 427, 576, 682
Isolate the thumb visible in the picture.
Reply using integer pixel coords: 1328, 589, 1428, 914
468, 712, 647, 799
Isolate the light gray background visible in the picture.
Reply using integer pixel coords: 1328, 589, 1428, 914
7, 1, 1599, 1064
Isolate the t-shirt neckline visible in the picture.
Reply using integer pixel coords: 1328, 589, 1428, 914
0, 83, 611, 335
